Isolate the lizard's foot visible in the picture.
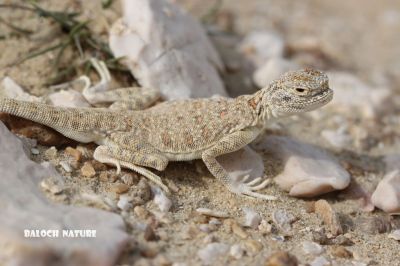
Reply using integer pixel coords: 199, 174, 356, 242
229, 175, 276, 200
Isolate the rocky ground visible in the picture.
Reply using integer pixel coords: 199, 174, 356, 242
1, 0, 400, 265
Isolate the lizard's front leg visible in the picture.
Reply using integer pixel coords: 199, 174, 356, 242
202, 130, 276, 200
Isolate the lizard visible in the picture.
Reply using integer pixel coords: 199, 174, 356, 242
0, 62, 333, 200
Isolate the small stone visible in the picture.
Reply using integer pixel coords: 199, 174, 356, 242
209, 218, 221, 226
330, 235, 354, 246
30, 148, 39, 155
229, 244, 245, 259
131, 179, 152, 205
76, 145, 91, 159
388, 229, 400, 240
90, 160, 108, 171
314, 199, 343, 236
40, 178, 64, 195
310, 256, 330, 266
48, 89, 91, 108
356, 216, 391, 234
134, 206, 150, 219
371, 170, 400, 213
243, 207, 261, 229
302, 241, 324, 256
117, 194, 133, 211
181, 224, 200, 240
265, 251, 298, 266
197, 243, 229, 265
196, 208, 230, 218
254, 136, 350, 197
112, 183, 130, 194
244, 239, 263, 254
151, 186, 172, 212
44, 146, 57, 159
99, 172, 108, 182
121, 173, 137, 185
65, 147, 82, 162
109, 173, 119, 182
144, 225, 158, 241
331, 246, 352, 258
258, 219, 272, 234
231, 222, 248, 239
81, 162, 96, 178
203, 234, 217, 244
199, 224, 217, 233
312, 229, 329, 245
59, 161, 72, 173
153, 254, 171, 266
140, 244, 159, 258
272, 209, 297, 234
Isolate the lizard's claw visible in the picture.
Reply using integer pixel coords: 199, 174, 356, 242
229, 175, 276, 200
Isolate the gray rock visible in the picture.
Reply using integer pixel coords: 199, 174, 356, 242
0, 122, 129, 266
254, 136, 350, 197
109, 0, 226, 100
371, 170, 400, 213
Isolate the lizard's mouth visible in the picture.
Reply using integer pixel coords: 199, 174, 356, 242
291, 88, 334, 112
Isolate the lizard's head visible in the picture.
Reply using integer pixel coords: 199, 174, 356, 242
257, 69, 333, 120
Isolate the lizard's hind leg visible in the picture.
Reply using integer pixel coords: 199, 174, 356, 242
93, 145, 170, 192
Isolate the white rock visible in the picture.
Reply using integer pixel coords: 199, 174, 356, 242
272, 209, 297, 233
217, 146, 265, 185
302, 241, 324, 256
310, 256, 330, 266
1, 76, 41, 102
229, 244, 245, 259
59, 161, 72, 173
327, 71, 390, 118
48, 89, 91, 108
109, 0, 226, 100
388, 229, 400, 240
197, 243, 229, 265
371, 170, 400, 213
0, 122, 129, 266
321, 126, 352, 149
196, 208, 230, 218
238, 31, 284, 67
253, 58, 299, 88
151, 186, 172, 212
30, 148, 40, 155
254, 136, 350, 197
242, 207, 261, 229
117, 194, 133, 211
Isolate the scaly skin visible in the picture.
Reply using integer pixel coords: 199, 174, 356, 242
0, 68, 333, 200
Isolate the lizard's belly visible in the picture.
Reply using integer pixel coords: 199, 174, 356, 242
162, 149, 205, 161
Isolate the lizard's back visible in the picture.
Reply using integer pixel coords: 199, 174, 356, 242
134, 97, 257, 154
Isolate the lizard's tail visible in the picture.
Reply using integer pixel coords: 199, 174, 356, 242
0, 98, 123, 134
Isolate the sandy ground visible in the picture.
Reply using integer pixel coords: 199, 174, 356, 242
1, 0, 400, 265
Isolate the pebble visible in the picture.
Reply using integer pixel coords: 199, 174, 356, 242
244, 239, 263, 254
30, 148, 40, 155
258, 219, 272, 234
331, 246, 352, 258
112, 183, 130, 194
81, 162, 96, 178
203, 235, 217, 244
314, 199, 343, 236
90, 160, 108, 171
371, 170, 400, 213
44, 146, 58, 159
388, 229, 400, 240
131, 179, 152, 205
199, 224, 217, 233
121, 173, 137, 186
117, 194, 133, 211
355, 216, 391, 234
151, 186, 172, 212
243, 207, 261, 229
272, 209, 297, 234
144, 224, 158, 241
265, 251, 298, 266
254, 136, 350, 197
310, 256, 330, 266
59, 161, 72, 173
65, 146, 82, 162
99, 172, 108, 182
302, 241, 324, 256
40, 178, 64, 195
238, 31, 284, 67
197, 243, 230, 265
209, 218, 221, 226
231, 222, 248, 239
196, 208, 230, 218
181, 224, 200, 240
48, 89, 91, 108
229, 244, 245, 259
134, 206, 150, 219
253, 58, 299, 88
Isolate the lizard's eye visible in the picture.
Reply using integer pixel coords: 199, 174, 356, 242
294, 87, 308, 95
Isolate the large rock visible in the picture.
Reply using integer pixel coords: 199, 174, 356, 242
371, 171, 400, 213
109, 0, 227, 100
0, 122, 129, 266
253, 136, 350, 197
